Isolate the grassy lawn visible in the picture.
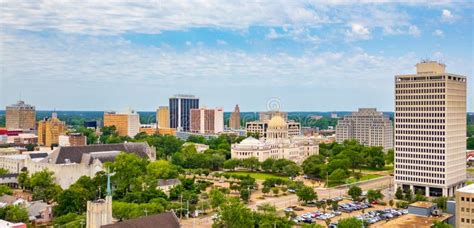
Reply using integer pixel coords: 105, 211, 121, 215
345, 174, 383, 184
327, 173, 383, 187
359, 165, 394, 173
467, 168, 474, 174
467, 180, 474, 185
225, 171, 288, 180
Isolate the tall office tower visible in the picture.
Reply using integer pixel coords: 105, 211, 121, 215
394, 61, 467, 197
103, 109, 140, 137
229, 104, 241, 129
336, 108, 393, 150
259, 111, 288, 122
156, 106, 170, 128
5, 100, 36, 130
37, 113, 66, 147
169, 95, 199, 132
190, 107, 224, 134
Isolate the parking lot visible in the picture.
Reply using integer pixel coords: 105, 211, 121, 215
288, 198, 405, 227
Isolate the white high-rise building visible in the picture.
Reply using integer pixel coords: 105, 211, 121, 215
394, 61, 467, 197
336, 108, 393, 151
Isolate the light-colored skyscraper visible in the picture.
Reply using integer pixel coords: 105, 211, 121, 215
156, 106, 170, 128
394, 61, 467, 197
190, 107, 224, 134
5, 100, 36, 130
259, 111, 288, 122
336, 108, 393, 150
169, 95, 199, 132
103, 109, 140, 137
229, 104, 241, 129
37, 113, 66, 147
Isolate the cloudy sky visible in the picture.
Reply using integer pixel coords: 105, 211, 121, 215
1, 0, 473, 112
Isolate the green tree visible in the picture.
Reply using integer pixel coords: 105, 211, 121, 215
296, 186, 317, 204
146, 160, 179, 180
30, 169, 62, 202
302, 224, 325, 228
395, 187, 404, 200
329, 168, 348, 184
432, 221, 453, 228
53, 213, 85, 227
331, 201, 339, 211
367, 189, 384, 202
467, 137, 474, 150
0, 205, 29, 223
262, 186, 270, 196
223, 159, 240, 170
0, 185, 13, 195
214, 200, 254, 228
302, 155, 325, 178
25, 143, 36, 151
385, 149, 395, 165
256, 203, 276, 214
240, 188, 250, 202
75, 126, 98, 144
414, 190, 427, 202
272, 187, 280, 196
282, 163, 301, 177
261, 158, 275, 172
404, 189, 413, 202
432, 196, 448, 211
108, 152, 149, 196
348, 185, 362, 202
241, 157, 260, 171
54, 186, 90, 216
338, 217, 363, 228
209, 189, 226, 209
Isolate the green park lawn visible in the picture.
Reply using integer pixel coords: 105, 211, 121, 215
345, 174, 383, 184
225, 171, 288, 180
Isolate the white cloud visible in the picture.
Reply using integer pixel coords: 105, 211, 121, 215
346, 23, 371, 41
441, 9, 454, 22
433, 29, 444, 37
216, 40, 227, 45
408, 25, 421, 37
266, 28, 280, 40
0, 0, 450, 38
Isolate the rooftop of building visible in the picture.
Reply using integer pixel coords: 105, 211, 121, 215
374, 213, 451, 228
457, 184, 474, 194
43, 142, 153, 164
268, 115, 287, 128
101, 212, 180, 228
409, 201, 435, 209
6, 100, 35, 109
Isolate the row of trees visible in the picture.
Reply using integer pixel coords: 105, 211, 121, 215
302, 140, 392, 185
223, 157, 302, 177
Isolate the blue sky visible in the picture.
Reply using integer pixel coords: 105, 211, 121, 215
1, 0, 473, 112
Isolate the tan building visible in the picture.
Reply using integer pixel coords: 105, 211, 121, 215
190, 107, 224, 134
394, 61, 467, 197
229, 104, 241, 129
157, 128, 176, 136
336, 108, 393, 150
157, 106, 170, 128
246, 120, 300, 139
103, 109, 140, 137
259, 111, 288, 122
5, 100, 36, 130
139, 124, 157, 135
456, 184, 474, 227
37, 113, 66, 147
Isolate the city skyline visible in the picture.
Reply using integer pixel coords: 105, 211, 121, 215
1, 1, 473, 112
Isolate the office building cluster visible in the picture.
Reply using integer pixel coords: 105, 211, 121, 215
336, 108, 393, 150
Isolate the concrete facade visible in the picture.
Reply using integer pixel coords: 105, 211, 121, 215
157, 106, 170, 128
394, 61, 467, 197
456, 184, 474, 227
103, 109, 140, 137
336, 108, 393, 151
5, 101, 36, 130
229, 104, 241, 129
190, 107, 224, 134
37, 113, 66, 147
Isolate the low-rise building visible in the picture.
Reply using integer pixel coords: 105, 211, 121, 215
182, 142, 209, 153
0, 143, 156, 189
157, 179, 181, 195
456, 184, 474, 227
59, 133, 87, 147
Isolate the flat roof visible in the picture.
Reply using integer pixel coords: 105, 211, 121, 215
457, 184, 474, 194
410, 201, 434, 208
374, 214, 451, 228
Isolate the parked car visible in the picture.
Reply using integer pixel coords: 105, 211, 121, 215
284, 208, 294, 212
